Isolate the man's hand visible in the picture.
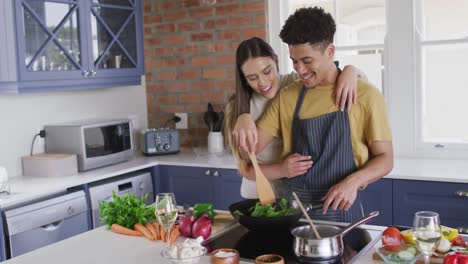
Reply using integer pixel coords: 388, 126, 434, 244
280, 153, 313, 178
321, 176, 361, 214
232, 113, 257, 153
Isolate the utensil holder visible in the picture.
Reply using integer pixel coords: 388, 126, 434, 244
208, 132, 224, 154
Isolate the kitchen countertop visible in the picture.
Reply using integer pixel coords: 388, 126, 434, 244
0, 213, 385, 264
1, 148, 467, 209
0, 148, 237, 209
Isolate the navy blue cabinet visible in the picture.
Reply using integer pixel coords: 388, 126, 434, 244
158, 166, 218, 207
0, 0, 144, 93
360, 178, 393, 226
214, 168, 243, 210
393, 180, 468, 231
153, 165, 242, 211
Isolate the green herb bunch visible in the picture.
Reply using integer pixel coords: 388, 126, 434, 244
99, 191, 155, 229
248, 198, 297, 218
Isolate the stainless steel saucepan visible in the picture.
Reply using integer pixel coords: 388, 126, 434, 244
291, 211, 379, 263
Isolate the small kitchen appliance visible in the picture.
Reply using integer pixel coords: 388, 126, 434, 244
140, 128, 179, 156
44, 118, 133, 171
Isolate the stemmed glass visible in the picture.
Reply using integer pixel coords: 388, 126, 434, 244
155, 193, 178, 248
413, 211, 441, 264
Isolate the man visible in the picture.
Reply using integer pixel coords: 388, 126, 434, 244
234, 7, 393, 222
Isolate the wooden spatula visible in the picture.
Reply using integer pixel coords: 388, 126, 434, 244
248, 151, 276, 205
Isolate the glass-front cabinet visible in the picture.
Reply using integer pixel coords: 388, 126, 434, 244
17, 0, 86, 80
88, 0, 141, 76
0, 0, 143, 93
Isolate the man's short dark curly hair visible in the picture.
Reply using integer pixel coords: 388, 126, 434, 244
279, 7, 336, 51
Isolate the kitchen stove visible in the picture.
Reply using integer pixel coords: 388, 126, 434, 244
204, 223, 375, 264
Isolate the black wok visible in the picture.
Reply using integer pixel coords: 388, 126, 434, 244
228, 199, 323, 232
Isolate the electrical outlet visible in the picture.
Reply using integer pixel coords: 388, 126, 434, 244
175, 113, 188, 129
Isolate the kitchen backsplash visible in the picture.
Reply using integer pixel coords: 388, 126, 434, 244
143, 0, 268, 147
0, 85, 147, 177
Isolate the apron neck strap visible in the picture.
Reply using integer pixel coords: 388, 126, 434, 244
293, 86, 308, 120
293, 64, 345, 119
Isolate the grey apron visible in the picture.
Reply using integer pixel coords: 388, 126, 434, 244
283, 85, 363, 223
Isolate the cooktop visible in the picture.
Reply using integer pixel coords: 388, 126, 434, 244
204, 223, 374, 264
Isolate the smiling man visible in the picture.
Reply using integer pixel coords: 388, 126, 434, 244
238, 7, 393, 222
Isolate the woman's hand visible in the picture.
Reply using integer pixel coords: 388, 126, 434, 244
232, 113, 257, 153
334, 65, 360, 111
280, 153, 313, 178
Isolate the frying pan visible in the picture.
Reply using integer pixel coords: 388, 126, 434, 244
228, 199, 323, 232
291, 211, 379, 263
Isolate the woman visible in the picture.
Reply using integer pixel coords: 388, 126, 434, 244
225, 37, 367, 199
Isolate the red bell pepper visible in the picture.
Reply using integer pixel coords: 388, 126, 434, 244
443, 252, 468, 264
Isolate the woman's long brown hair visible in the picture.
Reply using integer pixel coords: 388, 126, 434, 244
224, 37, 276, 176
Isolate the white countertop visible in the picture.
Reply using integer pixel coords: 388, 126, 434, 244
0, 215, 387, 264
1, 148, 467, 209
0, 225, 214, 264
0, 148, 237, 209
388, 158, 468, 183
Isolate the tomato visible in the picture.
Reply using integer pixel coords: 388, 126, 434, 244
443, 252, 468, 264
453, 235, 468, 247
382, 226, 402, 251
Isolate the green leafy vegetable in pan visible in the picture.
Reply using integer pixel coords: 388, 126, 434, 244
233, 198, 297, 218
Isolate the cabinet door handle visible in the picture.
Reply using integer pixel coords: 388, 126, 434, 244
205, 170, 211, 176
82, 70, 89, 77
454, 190, 468, 197
458, 226, 468, 234
213, 171, 219, 177
91, 70, 97, 77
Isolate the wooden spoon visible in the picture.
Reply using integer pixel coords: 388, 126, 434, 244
292, 192, 322, 239
248, 151, 276, 205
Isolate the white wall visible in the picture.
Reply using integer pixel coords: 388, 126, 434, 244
0, 84, 148, 178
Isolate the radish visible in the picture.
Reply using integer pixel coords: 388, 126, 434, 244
179, 216, 194, 237
192, 214, 212, 240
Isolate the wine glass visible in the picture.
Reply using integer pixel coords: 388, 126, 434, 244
413, 211, 441, 264
155, 193, 178, 248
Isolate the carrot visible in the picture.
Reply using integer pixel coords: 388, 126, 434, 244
145, 223, 158, 240
152, 222, 161, 240
169, 227, 181, 247
134, 223, 155, 241
111, 224, 142, 236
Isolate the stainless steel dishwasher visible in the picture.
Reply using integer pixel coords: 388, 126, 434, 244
4, 191, 88, 258
88, 171, 153, 228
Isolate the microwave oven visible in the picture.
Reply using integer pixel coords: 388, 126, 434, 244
44, 118, 134, 171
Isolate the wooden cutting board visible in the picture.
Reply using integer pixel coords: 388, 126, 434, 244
373, 251, 444, 264
210, 211, 237, 238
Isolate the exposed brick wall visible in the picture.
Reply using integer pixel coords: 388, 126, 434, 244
143, 0, 268, 147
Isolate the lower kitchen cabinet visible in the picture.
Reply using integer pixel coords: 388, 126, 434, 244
153, 165, 242, 210
359, 178, 393, 226
213, 168, 243, 210
393, 180, 468, 231
151, 165, 468, 232
0, 208, 5, 262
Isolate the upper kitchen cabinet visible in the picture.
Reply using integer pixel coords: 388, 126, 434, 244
0, 1, 19, 93
0, 0, 144, 93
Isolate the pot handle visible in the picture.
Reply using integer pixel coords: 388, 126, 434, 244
340, 211, 380, 237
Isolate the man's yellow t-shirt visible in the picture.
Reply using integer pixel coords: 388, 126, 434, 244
257, 79, 392, 168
